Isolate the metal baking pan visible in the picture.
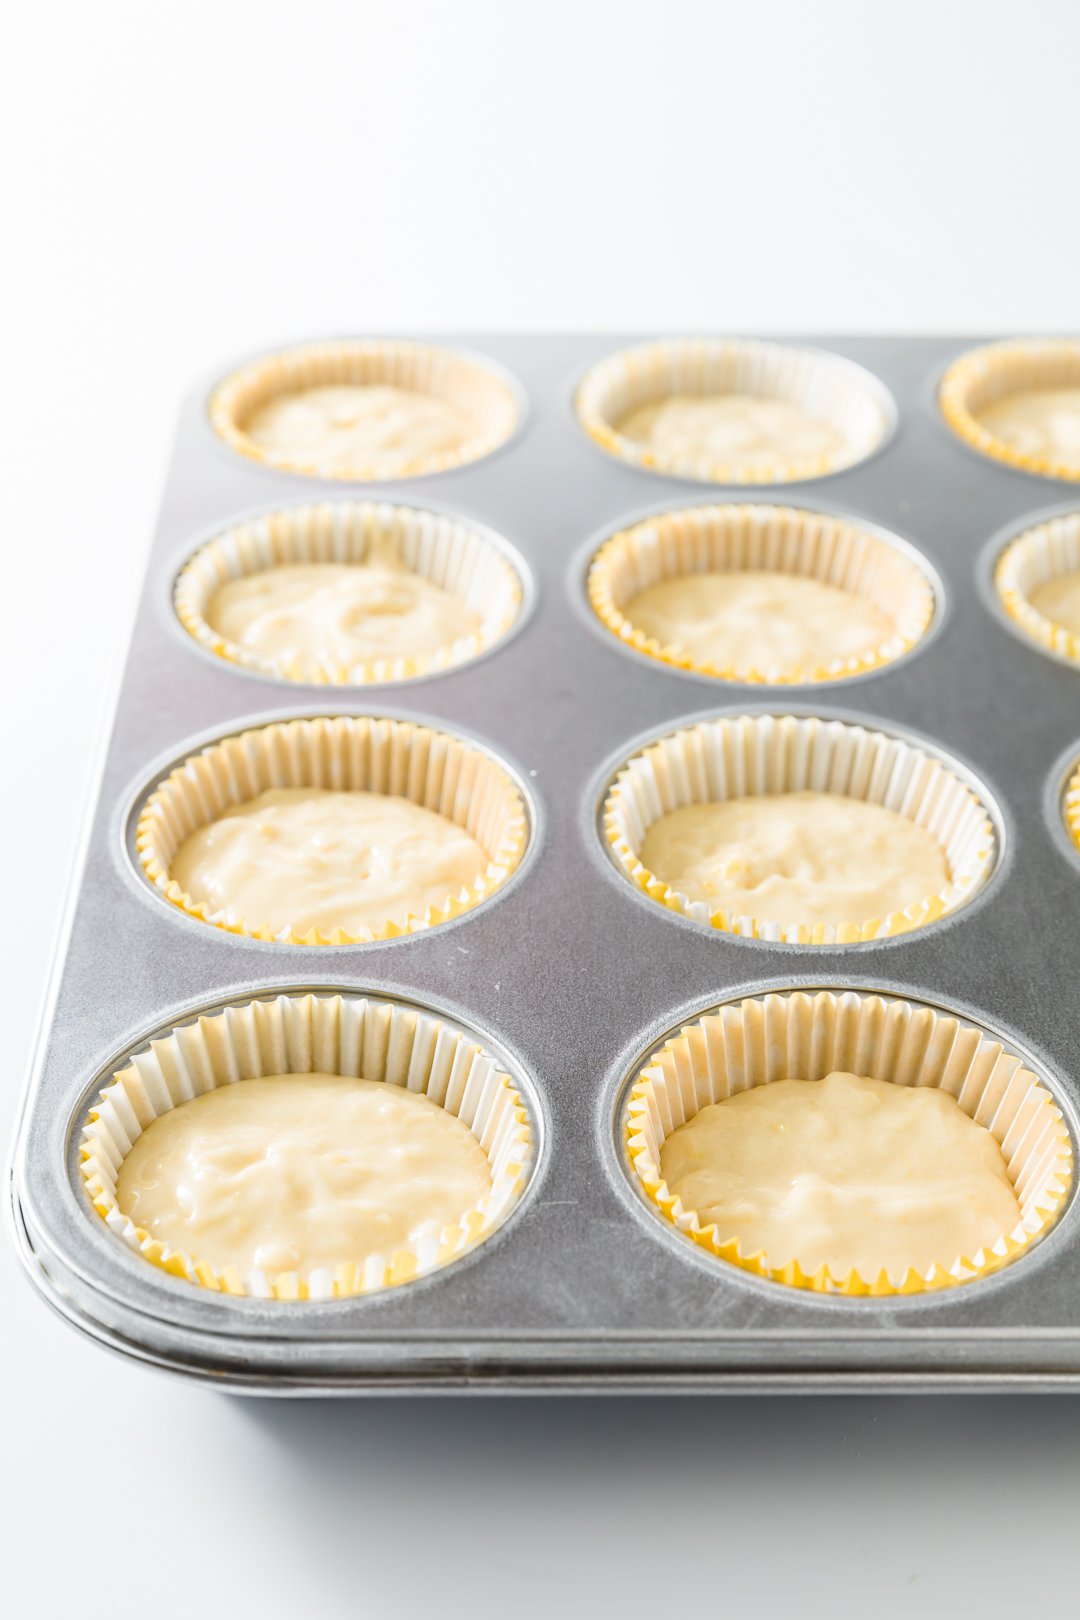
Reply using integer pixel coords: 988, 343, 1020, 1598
10, 334, 1080, 1394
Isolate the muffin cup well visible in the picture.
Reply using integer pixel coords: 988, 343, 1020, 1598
624, 989, 1072, 1296
940, 339, 1080, 481
575, 339, 893, 484
994, 509, 1080, 665
135, 715, 528, 944
602, 713, 996, 945
80, 990, 533, 1300
209, 339, 522, 481
174, 499, 524, 686
587, 503, 936, 684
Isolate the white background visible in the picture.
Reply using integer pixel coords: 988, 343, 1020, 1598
4, 3, 1080, 1614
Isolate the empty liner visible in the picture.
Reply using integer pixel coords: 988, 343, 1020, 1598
940, 338, 1080, 481
135, 715, 528, 944
994, 510, 1080, 665
602, 712, 996, 944
174, 499, 524, 685
624, 989, 1072, 1295
575, 338, 893, 484
587, 503, 935, 684
209, 339, 522, 480
80, 990, 533, 1300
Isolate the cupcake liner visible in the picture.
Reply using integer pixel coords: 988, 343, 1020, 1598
994, 510, 1080, 665
135, 715, 528, 944
625, 989, 1072, 1295
587, 503, 935, 684
575, 338, 892, 484
603, 712, 996, 944
1062, 757, 1080, 857
209, 339, 522, 481
940, 339, 1080, 481
174, 499, 524, 686
79, 990, 533, 1301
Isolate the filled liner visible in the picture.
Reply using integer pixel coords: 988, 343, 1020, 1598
995, 510, 1080, 665
209, 338, 522, 480
80, 990, 533, 1300
940, 338, 1080, 481
587, 503, 935, 684
136, 715, 528, 944
174, 499, 523, 685
602, 712, 996, 944
624, 989, 1072, 1295
575, 338, 892, 483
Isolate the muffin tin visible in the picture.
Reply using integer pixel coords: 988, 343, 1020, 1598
10, 334, 1080, 1393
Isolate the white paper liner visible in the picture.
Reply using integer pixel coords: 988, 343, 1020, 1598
209, 339, 521, 481
625, 989, 1072, 1295
603, 713, 996, 944
587, 503, 935, 684
136, 715, 528, 944
994, 510, 1080, 665
940, 339, 1080, 481
174, 499, 524, 685
575, 339, 891, 483
80, 990, 533, 1300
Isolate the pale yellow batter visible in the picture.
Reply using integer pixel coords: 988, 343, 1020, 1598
115, 1074, 491, 1279
975, 387, 1080, 462
659, 1071, 1021, 1279
617, 394, 845, 469
622, 571, 891, 673
639, 792, 948, 926
205, 562, 479, 668
171, 788, 488, 936
1028, 570, 1080, 633
244, 384, 474, 475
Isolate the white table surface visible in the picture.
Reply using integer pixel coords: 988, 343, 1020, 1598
5, 3, 1080, 1612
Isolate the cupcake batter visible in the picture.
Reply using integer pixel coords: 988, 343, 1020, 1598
975, 387, 1080, 462
170, 787, 488, 936
639, 792, 948, 927
1028, 570, 1080, 633
617, 394, 845, 469
622, 570, 892, 675
244, 384, 474, 475
205, 561, 479, 668
659, 1070, 1021, 1279
115, 1074, 492, 1279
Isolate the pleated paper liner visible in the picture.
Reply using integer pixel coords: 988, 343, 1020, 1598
624, 989, 1072, 1296
587, 503, 936, 684
1063, 756, 1080, 859
174, 499, 524, 686
940, 338, 1080, 482
575, 338, 893, 484
602, 713, 996, 945
79, 990, 533, 1301
994, 509, 1080, 666
209, 338, 522, 481
135, 715, 528, 944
